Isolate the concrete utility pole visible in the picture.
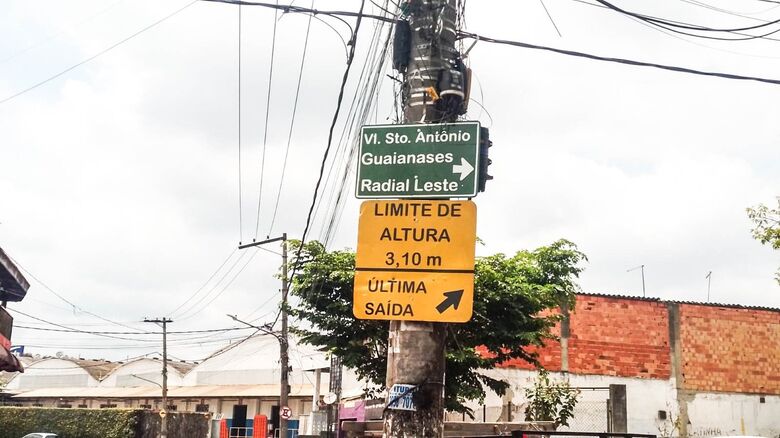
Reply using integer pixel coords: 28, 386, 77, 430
144, 317, 173, 438
385, 1, 460, 436
239, 234, 289, 438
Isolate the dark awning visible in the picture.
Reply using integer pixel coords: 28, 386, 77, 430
0, 345, 24, 373
0, 248, 29, 302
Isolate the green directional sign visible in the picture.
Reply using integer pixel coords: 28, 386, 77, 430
356, 122, 481, 199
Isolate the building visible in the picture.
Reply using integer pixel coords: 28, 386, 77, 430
0, 247, 29, 373
2, 334, 333, 437
466, 293, 780, 437
2, 293, 778, 437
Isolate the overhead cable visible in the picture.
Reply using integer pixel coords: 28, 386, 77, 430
286, 0, 367, 319
203, 0, 780, 86
254, 0, 281, 240
457, 31, 780, 86
14, 324, 251, 335
8, 254, 146, 332
268, 0, 316, 236
0, 0, 198, 105
593, 0, 780, 32
8, 308, 155, 342
166, 247, 237, 317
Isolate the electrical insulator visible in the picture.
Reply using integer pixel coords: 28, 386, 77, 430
478, 127, 493, 192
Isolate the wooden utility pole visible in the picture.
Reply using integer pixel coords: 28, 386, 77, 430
144, 317, 173, 438
239, 234, 289, 438
385, 1, 460, 436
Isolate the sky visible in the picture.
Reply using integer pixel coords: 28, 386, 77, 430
1, 0, 778, 362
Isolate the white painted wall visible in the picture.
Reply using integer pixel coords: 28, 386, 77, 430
463, 369, 679, 435
687, 392, 780, 438
456, 368, 780, 438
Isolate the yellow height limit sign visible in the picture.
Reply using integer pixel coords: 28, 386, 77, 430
354, 200, 476, 323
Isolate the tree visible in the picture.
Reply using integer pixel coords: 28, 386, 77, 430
747, 199, 780, 285
289, 239, 587, 414
524, 370, 579, 428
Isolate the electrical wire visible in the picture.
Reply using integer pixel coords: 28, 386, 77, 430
166, 247, 237, 317
175, 248, 262, 321
287, 0, 367, 318
318, 5, 394, 247
564, 0, 780, 42
8, 254, 146, 332
7, 308, 155, 342
539, 0, 563, 37
238, 5, 244, 243
677, 0, 774, 22
0, 0, 127, 66
457, 30, 780, 86
254, 0, 280, 240
171, 249, 250, 319
13, 324, 251, 336
267, 0, 315, 236
593, 0, 780, 33
199, 0, 394, 24
0, 0, 198, 106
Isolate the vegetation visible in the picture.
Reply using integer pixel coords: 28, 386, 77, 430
0, 407, 138, 438
523, 370, 579, 428
0, 408, 208, 438
747, 200, 780, 285
289, 239, 587, 415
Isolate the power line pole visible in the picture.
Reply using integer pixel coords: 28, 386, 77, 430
144, 317, 172, 438
239, 234, 289, 438
385, 1, 460, 436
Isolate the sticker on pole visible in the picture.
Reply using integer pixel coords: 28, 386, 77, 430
387, 384, 417, 411
280, 405, 292, 420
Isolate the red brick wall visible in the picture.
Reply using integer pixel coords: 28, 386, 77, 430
679, 304, 780, 394
493, 294, 780, 392
497, 295, 671, 379
494, 327, 563, 371
567, 296, 671, 379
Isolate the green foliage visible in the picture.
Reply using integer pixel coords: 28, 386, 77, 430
0, 407, 139, 438
524, 370, 579, 428
747, 200, 780, 285
289, 239, 587, 415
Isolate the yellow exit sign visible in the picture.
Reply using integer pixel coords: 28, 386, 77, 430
353, 200, 476, 323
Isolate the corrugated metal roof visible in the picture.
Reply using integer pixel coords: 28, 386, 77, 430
11, 384, 319, 399
577, 292, 780, 312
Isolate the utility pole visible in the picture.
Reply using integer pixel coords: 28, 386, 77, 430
385, 1, 460, 436
239, 234, 289, 438
144, 317, 172, 438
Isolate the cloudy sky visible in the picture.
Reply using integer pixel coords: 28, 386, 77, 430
1, 0, 778, 361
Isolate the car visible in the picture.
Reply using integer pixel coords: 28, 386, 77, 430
22, 434, 58, 438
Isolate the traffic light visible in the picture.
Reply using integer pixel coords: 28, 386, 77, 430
478, 127, 493, 192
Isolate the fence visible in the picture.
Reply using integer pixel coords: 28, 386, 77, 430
558, 387, 611, 433
229, 427, 252, 437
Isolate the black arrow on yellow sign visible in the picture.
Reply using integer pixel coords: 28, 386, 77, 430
436, 290, 464, 314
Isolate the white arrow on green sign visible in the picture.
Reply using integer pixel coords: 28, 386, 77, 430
355, 122, 481, 199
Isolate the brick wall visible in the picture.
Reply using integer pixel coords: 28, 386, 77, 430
493, 294, 780, 394
679, 304, 780, 394
568, 295, 671, 379
497, 295, 671, 379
